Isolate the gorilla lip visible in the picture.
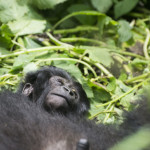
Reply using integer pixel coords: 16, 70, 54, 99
51, 93, 69, 105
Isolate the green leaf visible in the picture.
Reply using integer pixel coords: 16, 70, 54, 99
118, 20, 132, 42
84, 46, 113, 67
89, 102, 105, 120
13, 54, 35, 69
117, 80, 131, 92
23, 37, 42, 49
120, 92, 134, 108
67, 4, 95, 25
0, 24, 13, 49
0, 24, 13, 37
91, 0, 113, 13
131, 58, 147, 70
107, 78, 116, 92
23, 63, 38, 74
114, 0, 139, 18
0, 68, 9, 75
118, 73, 128, 81
93, 87, 111, 102
0, 47, 11, 55
53, 10, 105, 30
30, 0, 67, 9
97, 15, 107, 35
0, 0, 29, 23
7, 17, 46, 35
110, 127, 150, 150
82, 81, 93, 98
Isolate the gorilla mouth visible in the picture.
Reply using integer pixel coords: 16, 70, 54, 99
51, 93, 69, 105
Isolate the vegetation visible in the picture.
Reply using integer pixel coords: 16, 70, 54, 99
0, 0, 150, 149
0, 0, 150, 124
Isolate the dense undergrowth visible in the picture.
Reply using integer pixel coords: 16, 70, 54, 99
0, 0, 150, 149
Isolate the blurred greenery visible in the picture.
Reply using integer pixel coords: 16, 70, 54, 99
0, 0, 150, 149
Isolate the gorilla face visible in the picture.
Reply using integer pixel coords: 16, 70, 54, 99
45, 76, 79, 110
20, 66, 90, 115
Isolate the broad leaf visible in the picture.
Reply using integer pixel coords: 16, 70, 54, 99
0, 0, 28, 23
84, 46, 113, 67
114, 0, 139, 18
13, 54, 35, 69
118, 20, 132, 42
0, 24, 13, 49
67, 4, 95, 25
8, 18, 46, 35
23, 63, 38, 74
91, 0, 113, 13
30, 0, 67, 9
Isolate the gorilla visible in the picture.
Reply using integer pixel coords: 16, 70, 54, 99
18, 66, 90, 117
0, 91, 90, 150
0, 91, 150, 150
0, 66, 150, 150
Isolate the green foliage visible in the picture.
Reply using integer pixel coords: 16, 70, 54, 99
118, 20, 132, 42
0, 0, 150, 148
114, 0, 139, 19
23, 62, 38, 74
0, 0, 28, 23
91, 0, 113, 13
13, 54, 35, 70
8, 18, 46, 36
110, 127, 150, 150
0, 24, 13, 49
67, 4, 95, 25
29, 0, 67, 9
85, 46, 113, 67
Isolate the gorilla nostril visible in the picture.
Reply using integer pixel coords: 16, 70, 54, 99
63, 86, 76, 97
69, 91, 74, 96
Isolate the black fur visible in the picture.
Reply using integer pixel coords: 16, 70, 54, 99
0, 92, 150, 150
1, 66, 150, 150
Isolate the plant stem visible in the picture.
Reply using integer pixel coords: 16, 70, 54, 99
52, 11, 105, 30
36, 58, 97, 77
96, 77, 150, 108
89, 103, 112, 120
46, 32, 73, 48
95, 63, 113, 77
114, 51, 146, 60
126, 72, 150, 84
103, 105, 114, 123
0, 46, 73, 59
61, 37, 105, 46
53, 26, 99, 34
46, 34, 113, 78
143, 28, 150, 59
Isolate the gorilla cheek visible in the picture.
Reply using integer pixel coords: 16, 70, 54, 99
46, 94, 68, 110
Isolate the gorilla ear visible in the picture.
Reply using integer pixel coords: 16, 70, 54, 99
22, 83, 33, 96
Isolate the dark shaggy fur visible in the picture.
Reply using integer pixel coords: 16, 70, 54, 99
0, 93, 150, 149
0, 66, 150, 150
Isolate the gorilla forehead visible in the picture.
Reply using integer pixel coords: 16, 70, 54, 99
24, 66, 73, 84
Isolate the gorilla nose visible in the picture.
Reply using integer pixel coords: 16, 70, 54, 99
63, 86, 76, 98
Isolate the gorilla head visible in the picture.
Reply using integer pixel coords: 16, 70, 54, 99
19, 66, 90, 116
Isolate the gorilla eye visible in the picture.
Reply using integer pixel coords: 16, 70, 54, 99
56, 79, 64, 85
